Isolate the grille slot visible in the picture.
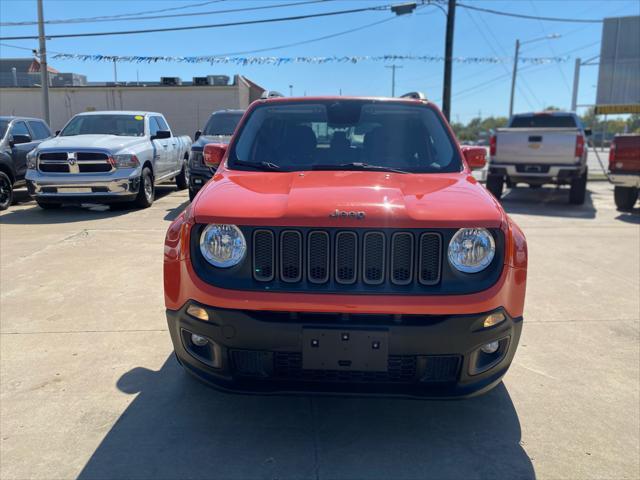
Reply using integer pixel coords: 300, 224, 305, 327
391, 233, 414, 285
418, 233, 442, 285
307, 231, 330, 284
253, 230, 275, 281
76, 152, 109, 161
79, 163, 112, 173
335, 232, 357, 284
39, 163, 69, 173
280, 231, 302, 282
363, 232, 385, 285
39, 152, 67, 161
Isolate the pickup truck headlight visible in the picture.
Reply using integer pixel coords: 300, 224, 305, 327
448, 228, 495, 273
200, 224, 246, 268
111, 154, 140, 168
26, 150, 37, 169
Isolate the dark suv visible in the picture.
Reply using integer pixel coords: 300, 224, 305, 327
188, 109, 244, 201
0, 116, 52, 210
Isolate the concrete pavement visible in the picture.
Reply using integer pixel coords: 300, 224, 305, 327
1, 182, 638, 480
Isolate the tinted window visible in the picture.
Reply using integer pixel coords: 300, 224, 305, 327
11, 121, 30, 137
149, 117, 161, 137
155, 116, 170, 133
230, 101, 460, 173
510, 115, 577, 128
203, 112, 243, 136
28, 121, 51, 140
60, 114, 145, 137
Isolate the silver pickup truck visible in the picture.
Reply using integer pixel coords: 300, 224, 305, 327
486, 112, 591, 204
26, 111, 191, 209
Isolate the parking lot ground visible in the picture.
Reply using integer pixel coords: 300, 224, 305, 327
1, 182, 639, 480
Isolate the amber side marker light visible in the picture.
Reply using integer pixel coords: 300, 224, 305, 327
186, 305, 209, 322
483, 312, 506, 328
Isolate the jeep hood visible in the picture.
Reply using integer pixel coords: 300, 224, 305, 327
193, 169, 504, 228
37, 135, 144, 152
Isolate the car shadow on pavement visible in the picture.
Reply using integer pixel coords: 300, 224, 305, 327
164, 200, 189, 222
499, 186, 596, 219
77, 356, 535, 480
615, 208, 640, 224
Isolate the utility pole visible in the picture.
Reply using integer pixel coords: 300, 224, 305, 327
289, 84, 293, 96
508, 39, 520, 118
37, 0, 50, 125
441, 0, 456, 121
570, 57, 581, 112
386, 64, 402, 96
113, 59, 118, 84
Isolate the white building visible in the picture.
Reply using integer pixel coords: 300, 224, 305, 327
0, 74, 265, 136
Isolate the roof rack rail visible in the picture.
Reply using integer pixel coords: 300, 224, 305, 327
260, 90, 285, 99
399, 91, 427, 100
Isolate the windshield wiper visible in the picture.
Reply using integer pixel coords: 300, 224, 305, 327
311, 162, 409, 174
232, 159, 284, 171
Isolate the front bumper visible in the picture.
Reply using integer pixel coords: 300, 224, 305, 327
609, 172, 640, 188
26, 168, 140, 203
188, 165, 213, 192
167, 304, 523, 398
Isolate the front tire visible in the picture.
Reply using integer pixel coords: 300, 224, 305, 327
569, 167, 587, 205
175, 161, 188, 190
0, 172, 13, 211
614, 186, 638, 210
486, 174, 504, 200
134, 167, 154, 208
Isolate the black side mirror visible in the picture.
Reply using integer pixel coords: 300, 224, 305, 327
10, 134, 32, 146
55, 130, 61, 136
584, 128, 592, 137
151, 130, 171, 140
194, 130, 202, 141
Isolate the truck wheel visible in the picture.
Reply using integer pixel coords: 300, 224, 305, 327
188, 187, 198, 202
614, 186, 638, 211
36, 199, 62, 210
569, 167, 587, 205
175, 161, 188, 190
134, 167, 154, 208
0, 172, 13, 211
486, 174, 504, 200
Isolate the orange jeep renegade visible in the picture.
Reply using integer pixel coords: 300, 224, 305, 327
164, 95, 527, 397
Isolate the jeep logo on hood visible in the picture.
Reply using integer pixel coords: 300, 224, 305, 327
330, 209, 366, 220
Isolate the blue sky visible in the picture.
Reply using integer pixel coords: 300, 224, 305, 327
1, 0, 638, 122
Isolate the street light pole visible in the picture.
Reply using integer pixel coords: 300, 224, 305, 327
441, 0, 456, 121
571, 57, 581, 112
36, 0, 50, 125
508, 39, 520, 118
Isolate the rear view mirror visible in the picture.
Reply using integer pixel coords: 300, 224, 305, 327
584, 128, 592, 137
203, 143, 227, 169
194, 130, 202, 141
152, 130, 171, 140
55, 130, 60, 136
461, 146, 487, 170
10, 134, 31, 146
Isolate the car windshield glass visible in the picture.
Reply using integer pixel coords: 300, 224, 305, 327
510, 115, 577, 128
60, 114, 145, 137
203, 112, 244, 136
229, 100, 460, 173
0, 120, 9, 139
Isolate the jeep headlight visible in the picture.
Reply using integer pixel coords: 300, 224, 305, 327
448, 228, 495, 273
27, 150, 38, 169
200, 224, 246, 268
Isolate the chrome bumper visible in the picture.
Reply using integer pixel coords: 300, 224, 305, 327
25, 168, 141, 198
609, 173, 640, 188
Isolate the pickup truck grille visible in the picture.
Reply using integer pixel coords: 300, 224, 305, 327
252, 228, 442, 288
38, 151, 114, 174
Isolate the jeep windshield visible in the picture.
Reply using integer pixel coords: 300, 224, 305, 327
60, 114, 145, 137
203, 112, 244, 136
229, 100, 462, 173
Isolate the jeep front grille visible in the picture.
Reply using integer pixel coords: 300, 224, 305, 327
252, 228, 442, 288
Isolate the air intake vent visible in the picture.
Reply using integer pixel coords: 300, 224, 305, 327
391, 233, 414, 285
419, 233, 441, 285
335, 232, 357, 284
280, 231, 302, 282
307, 231, 330, 283
363, 232, 385, 284
253, 230, 275, 281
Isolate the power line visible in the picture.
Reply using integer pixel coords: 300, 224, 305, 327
0, 4, 394, 41
456, 2, 603, 24
0, 0, 333, 27
0, 0, 227, 26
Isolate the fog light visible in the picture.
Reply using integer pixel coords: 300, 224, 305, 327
191, 334, 209, 347
483, 312, 506, 328
481, 341, 500, 354
186, 305, 209, 321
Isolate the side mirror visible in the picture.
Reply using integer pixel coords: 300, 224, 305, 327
461, 146, 487, 170
584, 128, 592, 137
194, 130, 202, 141
203, 143, 227, 169
10, 134, 32, 146
151, 130, 171, 140
55, 130, 60, 136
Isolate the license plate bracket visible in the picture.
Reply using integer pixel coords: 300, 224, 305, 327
302, 329, 388, 372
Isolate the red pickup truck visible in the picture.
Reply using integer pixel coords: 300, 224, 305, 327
164, 95, 528, 398
609, 134, 640, 210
